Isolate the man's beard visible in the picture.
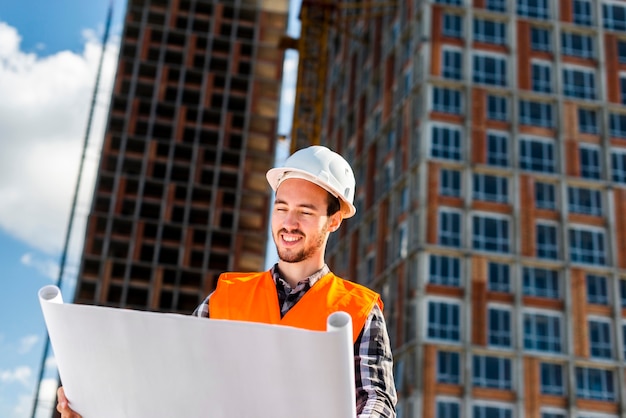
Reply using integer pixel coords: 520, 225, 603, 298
275, 224, 329, 264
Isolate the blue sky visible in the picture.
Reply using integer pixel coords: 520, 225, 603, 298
0, 1, 125, 416
0, 1, 298, 417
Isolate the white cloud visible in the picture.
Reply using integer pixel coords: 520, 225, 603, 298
17, 335, 39, 355
33, 378, 58, 418
8, 377, 58, 418
20, 253, 60, 281
0, 22, 119, 258
0, 366, 32, 387
44, 356, 57, 371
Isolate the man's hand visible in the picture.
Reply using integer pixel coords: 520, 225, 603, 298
56, 387, 82, 418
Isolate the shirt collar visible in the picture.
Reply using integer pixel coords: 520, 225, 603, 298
270, 263, 330, 290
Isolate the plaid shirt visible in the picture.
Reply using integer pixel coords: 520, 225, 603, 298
193, 264, 397, 418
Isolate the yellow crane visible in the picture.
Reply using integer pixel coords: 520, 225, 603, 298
281, 0, 397, 153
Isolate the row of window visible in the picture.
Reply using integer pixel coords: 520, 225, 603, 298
443, 13, 620, 63
429, 298, 626, 361
429, 254, 626, 304
440, 171, 611, 213
437, 400, 616, 418
429, 123, 626, 183
437, 352, 619, 402
440, 49, 609, 103
434, 87, 626, 139
436, 0, 626, 33
438, 209, 609, 264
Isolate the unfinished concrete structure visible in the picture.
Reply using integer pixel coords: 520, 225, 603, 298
72, 0, 288, 314
302, 0, 626, 417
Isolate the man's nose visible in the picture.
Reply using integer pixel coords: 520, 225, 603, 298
282, 210, 299, 228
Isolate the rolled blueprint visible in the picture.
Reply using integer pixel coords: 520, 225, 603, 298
327, 311, 357, 418
39, 286, 356, 418
39, 285, 63, 304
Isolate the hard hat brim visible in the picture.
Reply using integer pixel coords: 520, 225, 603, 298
266, 168, 356, 218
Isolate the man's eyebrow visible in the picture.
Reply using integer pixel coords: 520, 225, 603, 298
274, 198, 320, 210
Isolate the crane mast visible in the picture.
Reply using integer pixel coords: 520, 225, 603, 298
281, 0, 397, 153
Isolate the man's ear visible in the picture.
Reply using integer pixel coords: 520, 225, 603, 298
328, 212, 343, 232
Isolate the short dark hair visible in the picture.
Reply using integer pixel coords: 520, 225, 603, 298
326, 193, 341, 216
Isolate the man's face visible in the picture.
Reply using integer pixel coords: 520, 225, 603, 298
271, 178, 341, 264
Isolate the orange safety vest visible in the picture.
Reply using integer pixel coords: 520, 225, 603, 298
210, 270, 383, 345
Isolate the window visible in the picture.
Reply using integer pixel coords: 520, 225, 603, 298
578, 108, 599, 134
473, 404, 512, 418
473, 173, 509, 203
569, 227, 606, 265
531, 26, 551, 51
540, 363, 565, 395
579, 145, 602, 180
364, 252, 375, 283
568, 187, 602, 216
532, 61, 552, 93
487, 132, 509, 167
536, 222, 559, 259
399, 186, 409, 212
487, 95, 508, 121
621, 280, 626, 307
520, 137, 556, 173
603, 2, 626, 32
619, 40, 626, 63
473, 54, 507, 86
611, 148, 626, 183
431, 125, 462, 161
573, 0, 593, 26
535, 182, 556, 210
576, 366, 615, 401
523, 267, 560, 298
473, 355, 512, 389
437, 399, 461, 418
443, 49, 463, 80
609, 113, 626, 138
586, 274, 609, 304
436, 0, 462, 4
541, 411, 565, 418
437, 351, 461, 384
429, 254, 461, 286
518, 0, 550, 19
443, 13, 463, 38
489, 306, 512, 347
474, 18, 507, 45
472, 214, 510, 253
439, 210, 462, 247
561, 32, 594, 59
433, 87, 462, 114
589, 318, 613, 359
440, 169, 462, 197
486, 0, 506, 12
488, 261, 511, 292
523, 311, 563, 353
623, 323, 626, 359
563, 67, 596, 100
520, 100, 554, 128
427, 299, 461, 342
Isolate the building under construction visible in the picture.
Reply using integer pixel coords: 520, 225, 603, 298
72, 0, 288, 314
290, 0, 626, 417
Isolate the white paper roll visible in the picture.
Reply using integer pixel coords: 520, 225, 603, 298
326, 311, 356, 418
38, 285, 63, 304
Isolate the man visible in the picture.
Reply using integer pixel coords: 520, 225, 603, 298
57, 145, 397, 417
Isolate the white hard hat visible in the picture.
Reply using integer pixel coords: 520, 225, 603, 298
266, 145, 357, 218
